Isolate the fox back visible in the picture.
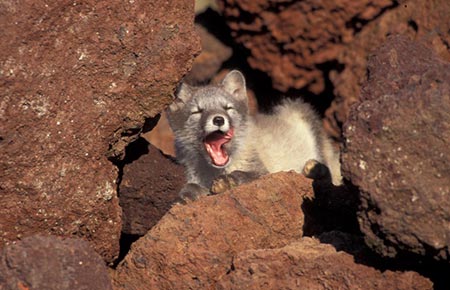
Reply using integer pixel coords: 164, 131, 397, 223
167, 70, 342, 190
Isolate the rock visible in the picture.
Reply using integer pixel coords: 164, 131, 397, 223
328, 0, 450, 138
217, 0, 397, 94
184, 24, 233, 85
112, 172, 313, 289
0, 0, 200, 263
217, 0, 450, 138
119, 140, 185, 236
0, 235, 112, 290
143, 112, 176, 157
216, 237, 433, 289
341, 35, 450, 261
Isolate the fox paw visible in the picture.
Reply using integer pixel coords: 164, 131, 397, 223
302, 159, 330, 181
178, 183, 209, 203
211, 174, 238, 195
211, 170, 261, 195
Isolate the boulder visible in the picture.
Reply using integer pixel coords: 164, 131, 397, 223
113, 172, 313, 289
329, 0, 450, 137
0, 235, 112, 290
217, 0, 450, 138
341, 35, 450, 261
217, 237, 433, 289
184, 24, 232, 85
0, 0, 199, 263
119, 141, 185, 236
218, 0, 397, 93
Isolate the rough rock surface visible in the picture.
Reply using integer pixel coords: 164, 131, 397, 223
341, 35, 450, 260
119, 141, 185, 235
328, 0, 450, 137
0, 235, 112, 290
217, 237, 433, 290
0, 0, 199, 262
218, 0, 397, 93
113, 172, 313, 289
218, 0, 450, 138
184, 24, 232, 85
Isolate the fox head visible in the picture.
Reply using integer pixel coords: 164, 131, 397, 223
167, 70, 249, 169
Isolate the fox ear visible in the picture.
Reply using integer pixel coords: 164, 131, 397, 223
169, 83, 192, 112
176, 83, 193, 103
221, 70, 247, 102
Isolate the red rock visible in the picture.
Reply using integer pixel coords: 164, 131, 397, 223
217, 237, 433, 290
217, 0, 450, 138
184, 24, 233, 85
0, 235, 113, 290
217, 0, 396, 94
341, 35, 450, 261
328, 0, 450, 138
0, 0, 200, 263
112, 172, 313, 289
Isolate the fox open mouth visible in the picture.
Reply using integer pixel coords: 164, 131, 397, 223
203, 128, 234, 167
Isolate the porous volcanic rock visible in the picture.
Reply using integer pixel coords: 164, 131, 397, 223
341, 35, 450, 260
328, 0, 450, 137
113, 172, 313, 289
218, 0, 450, 138
0, 0, 200, 263
119, 140, 185, 236
216, 237, 433, 289
0, 235, 112, 290
217, 0, 398, 94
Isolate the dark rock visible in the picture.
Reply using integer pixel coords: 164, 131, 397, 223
113, 172, 313, 289
0, 235, 112, 290
119, 141, 185, 235
0, 0, 200, 263
216, 237, 433, 289
342, 35, 450, 261
328, 0, 450, 138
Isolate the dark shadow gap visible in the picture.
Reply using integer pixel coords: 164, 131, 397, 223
109, 114, 161, 268
111, 233, 141, 269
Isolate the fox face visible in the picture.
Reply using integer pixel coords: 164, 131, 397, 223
168, 71, 249, 169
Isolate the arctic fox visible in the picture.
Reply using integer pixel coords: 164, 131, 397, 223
167, 70, 342, 200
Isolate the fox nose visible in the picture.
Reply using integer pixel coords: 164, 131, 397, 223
213, 116, 225, 126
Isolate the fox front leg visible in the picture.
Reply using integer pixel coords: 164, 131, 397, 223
178, 183, 210, 203
211, 170, 263, 194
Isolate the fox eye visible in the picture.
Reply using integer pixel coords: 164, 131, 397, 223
190, 108, 203, 115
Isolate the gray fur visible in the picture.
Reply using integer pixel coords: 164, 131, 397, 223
167, 70, 342, 198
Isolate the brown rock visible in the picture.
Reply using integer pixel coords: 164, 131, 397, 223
328, 0, 450, 138
217, 0, 397, 94
184, 24, 233, 85
0, 235, 112, 290
0, 0, 200, 263
119, 140, 185, 235
113, 172, 313, 289
217, 0, 450, 138
341, 35, 450, 260
217, 237, 433, 289
143, 112, 177, 157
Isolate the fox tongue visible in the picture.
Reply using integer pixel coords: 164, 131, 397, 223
204, 130, 233, 166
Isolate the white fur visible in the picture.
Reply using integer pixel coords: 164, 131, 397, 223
168, 70, 343, 190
